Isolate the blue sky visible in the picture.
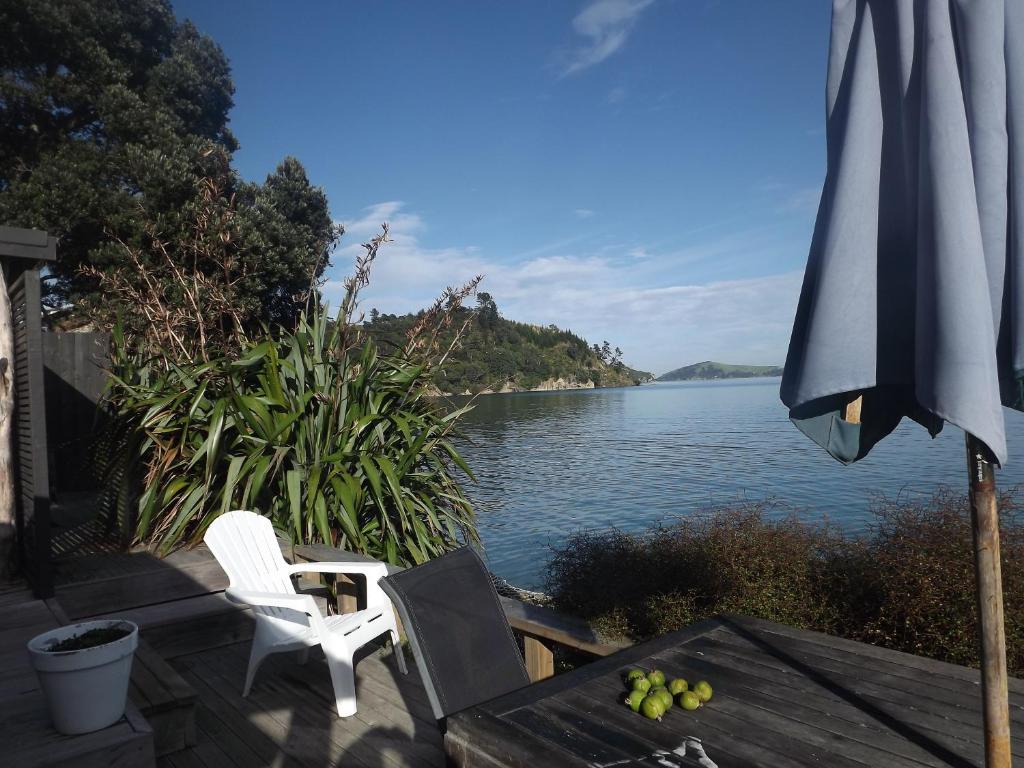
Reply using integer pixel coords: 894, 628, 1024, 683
173, 0, 832, 375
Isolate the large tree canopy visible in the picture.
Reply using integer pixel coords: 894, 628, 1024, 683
236, 157, 338, 327
0, 0, 338, 328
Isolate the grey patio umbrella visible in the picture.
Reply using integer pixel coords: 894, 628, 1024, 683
781, 2, 1022, 766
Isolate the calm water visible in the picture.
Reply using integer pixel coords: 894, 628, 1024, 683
455, 379, 1024, 589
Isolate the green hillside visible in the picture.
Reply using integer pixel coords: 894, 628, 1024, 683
658, 361, 783, 381
365, 294, 652, 395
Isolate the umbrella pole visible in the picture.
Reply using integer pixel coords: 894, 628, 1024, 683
965, 432, 1012, 768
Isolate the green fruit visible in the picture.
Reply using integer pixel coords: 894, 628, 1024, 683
653, 687, 674, 711
679, 691, 701, 711
693, 681, 713, 702
625, 669, 646, 684
631, 677, 652, 694
667, 678, 688, 696
646, 669, 666, 688
640, 695, 664, 720
625, 690, 646, 712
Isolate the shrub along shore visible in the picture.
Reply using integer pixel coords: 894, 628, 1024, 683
545, 489, 1024, 676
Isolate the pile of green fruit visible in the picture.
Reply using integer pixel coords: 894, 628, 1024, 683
622, 668, 713, 721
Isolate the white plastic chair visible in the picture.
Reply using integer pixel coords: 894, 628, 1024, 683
203, 510, 407, 717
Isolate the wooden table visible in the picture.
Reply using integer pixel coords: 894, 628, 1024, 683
445, 614, 1024, 768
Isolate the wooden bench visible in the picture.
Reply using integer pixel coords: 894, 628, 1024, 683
130, 640, 197, 758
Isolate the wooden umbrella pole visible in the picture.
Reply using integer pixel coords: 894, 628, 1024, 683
843, 394, 863, 424
965, 432, 1012, 768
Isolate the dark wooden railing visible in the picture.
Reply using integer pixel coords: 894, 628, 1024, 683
283, 541, 630, 682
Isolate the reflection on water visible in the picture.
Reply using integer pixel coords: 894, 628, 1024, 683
454, 379, 1024, 589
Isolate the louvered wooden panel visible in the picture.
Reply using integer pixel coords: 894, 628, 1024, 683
9, 270, 51, 598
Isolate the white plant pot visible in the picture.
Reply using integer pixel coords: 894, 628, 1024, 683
27, 619, 139, 735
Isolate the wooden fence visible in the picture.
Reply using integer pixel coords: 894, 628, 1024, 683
42, 331, 109, 493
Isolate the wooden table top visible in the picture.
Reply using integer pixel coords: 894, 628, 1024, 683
444, 614, 1024, 768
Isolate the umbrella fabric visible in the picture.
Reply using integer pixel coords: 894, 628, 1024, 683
781, 0, 1024, 466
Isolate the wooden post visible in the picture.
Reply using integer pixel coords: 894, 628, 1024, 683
311, 570, 359, 615
523, 635, 554, 682
965, 432, 1012, 768
843, 394, 863, 424
335, 573, 360, 615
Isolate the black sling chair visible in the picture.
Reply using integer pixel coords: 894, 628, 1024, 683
379, 546, 530, 721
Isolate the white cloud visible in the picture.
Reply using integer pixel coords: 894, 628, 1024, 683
607, 86, 628, 104
325, 202, 804, 373
338, 201, 424, 240
602, 272, 803, 372
325, 203, 485, 319
574, 208, 596, 219
561, 0, 655, 76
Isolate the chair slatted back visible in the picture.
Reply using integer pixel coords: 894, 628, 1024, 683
204, 511, 297, 621
380, 547, 530, 720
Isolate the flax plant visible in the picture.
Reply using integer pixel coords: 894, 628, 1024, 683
100, 227, 482, 566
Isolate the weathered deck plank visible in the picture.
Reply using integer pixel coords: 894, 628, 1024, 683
155, 641, 444, 768
54, 547, 231, 620
132, 639, 198, 757
0, 580, 35, 607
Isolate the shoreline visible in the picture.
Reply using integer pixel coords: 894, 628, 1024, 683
655, 374, 783, 383
431, 375, 787, 398
432, 376, 653, 398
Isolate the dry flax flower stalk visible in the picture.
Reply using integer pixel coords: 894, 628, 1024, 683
82, 174, 251, 361
403, 276, 484, 366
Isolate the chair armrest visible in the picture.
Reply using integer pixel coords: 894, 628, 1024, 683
283, 561, 393, 612
283, 561, 388, 579
226, 588, 318, 614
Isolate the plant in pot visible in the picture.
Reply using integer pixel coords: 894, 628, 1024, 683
27, 619, 139, 734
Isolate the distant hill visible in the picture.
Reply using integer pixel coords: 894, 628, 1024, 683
657, 361, 783, 381
365, 294, 653, 395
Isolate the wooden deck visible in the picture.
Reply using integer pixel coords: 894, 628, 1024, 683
5, 544, 446, 768
160, 641, 442, 768
6, 545, 1019, 767
0, 579, 437, 768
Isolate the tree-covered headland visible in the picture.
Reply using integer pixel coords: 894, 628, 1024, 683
366, 293, 653, 395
